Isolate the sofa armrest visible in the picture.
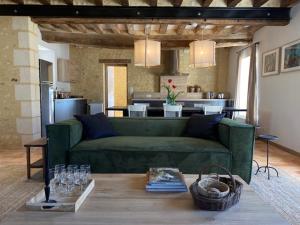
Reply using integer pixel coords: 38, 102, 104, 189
218, 118, 255, 183
46, 119, 82, 168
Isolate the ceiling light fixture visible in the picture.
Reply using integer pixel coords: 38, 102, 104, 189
189, 25, 216, 68
134, 37, 161, 67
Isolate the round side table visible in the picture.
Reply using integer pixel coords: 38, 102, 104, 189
255, 134, 279, 180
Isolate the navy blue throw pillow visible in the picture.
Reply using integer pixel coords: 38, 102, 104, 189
74, 113, 117, 140
184, 113, 225, 140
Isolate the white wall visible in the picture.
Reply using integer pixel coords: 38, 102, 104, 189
228, 3, 300, 153
38, 40, 70, 92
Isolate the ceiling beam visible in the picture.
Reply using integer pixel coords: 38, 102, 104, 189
148, 0, 157, 6
111, 24, 121, 34
2, 6, 290, 22
73, 24, 89, 33
171, 0, 183, 7
193, 24, 203, 34
32, 18, 289, 28
64, 0, 73, 5
145, 24, 151, 35
56, 24, 74, 32
39, 29, 250, 40
39, 0, 51, 4
176, 24, 186, 34
253, 0, 269, 7
39, 24, 57, 31
11, 0, 24, 3
159, 24, 168, 34
280, 0, 299, 7
212, 25, 224, 34
201, 0, 214, 7
94, 0, 103, 6
227, 0, 242, 7
120, 0, 129, 6
40, 30, 250, 49
92, 24, 104, 34
126, 24, 135, 34
230, 25, 247, 34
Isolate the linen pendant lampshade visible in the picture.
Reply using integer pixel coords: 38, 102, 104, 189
189, 40, 216, 68
134, 39, 161, 67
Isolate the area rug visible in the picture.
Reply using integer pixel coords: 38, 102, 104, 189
0, 165, 299, 224
250, 166, 300, 225
0, 165, 43, 222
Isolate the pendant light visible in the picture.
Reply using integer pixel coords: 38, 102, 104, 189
134, 37, 161, 67
189, 25, 216, 68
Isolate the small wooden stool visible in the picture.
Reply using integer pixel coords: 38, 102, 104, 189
24, 138, 47, 179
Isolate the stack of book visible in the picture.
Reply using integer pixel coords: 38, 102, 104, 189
146, 168, 187, 192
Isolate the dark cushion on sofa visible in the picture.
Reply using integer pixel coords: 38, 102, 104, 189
184, 114, 225, 140
74, 113, 117, 140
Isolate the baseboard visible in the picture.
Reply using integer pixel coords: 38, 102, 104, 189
270, 142, 300, 157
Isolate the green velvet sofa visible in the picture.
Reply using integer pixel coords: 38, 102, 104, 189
46, 117, 255, 183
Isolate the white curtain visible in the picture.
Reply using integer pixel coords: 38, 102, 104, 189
234, 48, 251, 121
234, 44, 259, 125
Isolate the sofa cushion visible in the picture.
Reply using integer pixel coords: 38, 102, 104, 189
74, 113, 117, 140
71, 136, 229, 154
70, 136, 231, 174
184, 114, 225, 140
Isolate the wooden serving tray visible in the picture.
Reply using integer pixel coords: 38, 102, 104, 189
26, 179, 95, 212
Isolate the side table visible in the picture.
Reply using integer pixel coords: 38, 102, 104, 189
24, 138, 47, 179
255, 134, 279, 180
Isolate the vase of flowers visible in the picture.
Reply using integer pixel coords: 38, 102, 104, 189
163, 79, 182, 105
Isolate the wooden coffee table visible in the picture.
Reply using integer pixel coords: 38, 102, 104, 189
1, 174, 289, 225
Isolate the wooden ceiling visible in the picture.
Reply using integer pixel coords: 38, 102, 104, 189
2, 0, 298, 49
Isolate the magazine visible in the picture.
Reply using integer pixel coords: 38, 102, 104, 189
146, 168, 187, 192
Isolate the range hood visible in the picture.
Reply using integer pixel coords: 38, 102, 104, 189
163, 50, 188, 76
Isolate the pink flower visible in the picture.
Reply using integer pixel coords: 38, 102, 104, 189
168, 79, 172, 83
172, 85, 176, 89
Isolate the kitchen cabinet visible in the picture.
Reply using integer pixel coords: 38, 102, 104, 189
57, 58, 70, 82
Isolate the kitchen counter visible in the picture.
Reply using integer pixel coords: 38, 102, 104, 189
132, 98, 232, 101
54, 98, 87, 122
54, 98, 86, 101
132, 98, 234, 108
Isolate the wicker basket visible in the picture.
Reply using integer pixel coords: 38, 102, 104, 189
189, 164, 243, 211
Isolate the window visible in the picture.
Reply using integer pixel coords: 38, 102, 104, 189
235, 52, 251, 120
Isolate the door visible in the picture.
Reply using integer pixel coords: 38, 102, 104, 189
105, 65, 128, 117
39, 59, 54, 137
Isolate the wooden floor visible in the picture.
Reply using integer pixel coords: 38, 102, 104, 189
0, 140, 299, 180
254, 141, 300, 180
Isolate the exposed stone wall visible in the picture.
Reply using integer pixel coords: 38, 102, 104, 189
69, 46, 230, 102
0, 17, 40, 149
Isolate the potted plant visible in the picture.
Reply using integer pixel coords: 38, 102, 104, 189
163, 79, 183, 105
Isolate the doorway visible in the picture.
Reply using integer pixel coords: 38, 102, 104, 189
39, 59, 54, 137
105, 65, 128, 117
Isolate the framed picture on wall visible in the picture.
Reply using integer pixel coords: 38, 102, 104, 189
281, 39, 300, 72
262, 48, 280, 76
